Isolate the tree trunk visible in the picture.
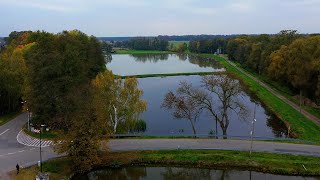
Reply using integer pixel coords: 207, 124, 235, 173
215, 120, 218, 139
222, 128, 227, 139
299, 89, 302, 113
189, 119, 197, 137
113, 105, 118, 134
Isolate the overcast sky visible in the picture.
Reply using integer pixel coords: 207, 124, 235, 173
1, 0, 320, 37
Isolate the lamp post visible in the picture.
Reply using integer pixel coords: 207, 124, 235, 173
39, 124, 46, 173
250, 104, 257, 157
21, 101, 30, 131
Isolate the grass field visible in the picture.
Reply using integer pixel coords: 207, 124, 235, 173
13, 150, 320, 178
196, 54, 320, 143
23, 124, 59, 140
0, 111, 21, 126
234, 62, 320, 120
169, 41, 189, 48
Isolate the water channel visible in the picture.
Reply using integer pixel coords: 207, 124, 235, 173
75, 167, 319, 180
106, 54, 289, 138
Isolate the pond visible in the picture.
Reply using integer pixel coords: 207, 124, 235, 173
106, 54, 225, 76
138, 75, 288, 138
74, 167, 319, 180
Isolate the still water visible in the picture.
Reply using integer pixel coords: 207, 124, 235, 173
107, 54, 225, 76
138, 75, 288, 138
75, 167, 319, 180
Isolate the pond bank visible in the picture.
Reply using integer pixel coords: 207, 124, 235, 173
193, 53, 320, 143
12, 149, 320, 179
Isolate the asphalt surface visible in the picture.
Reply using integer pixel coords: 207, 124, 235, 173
0, 113, 59, 178
109, 139, 320, 156
1, 113, 320, 179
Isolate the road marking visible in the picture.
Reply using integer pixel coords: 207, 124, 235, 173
0, 129, 9, 136
7, 152, 16, 155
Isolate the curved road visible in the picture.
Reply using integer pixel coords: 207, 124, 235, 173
222, 56, 320, 125
0, 113, 58, 179
2, 115, 320, 178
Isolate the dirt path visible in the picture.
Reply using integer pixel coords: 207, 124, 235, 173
224, 57, 320, 125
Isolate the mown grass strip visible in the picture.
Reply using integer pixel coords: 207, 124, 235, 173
232, 60, 320, 120
196, 54, 320, 143
117, 71, 225, 79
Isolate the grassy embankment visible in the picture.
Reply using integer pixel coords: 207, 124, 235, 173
232, 61, 320, 120
0, 111, 21, 126
118, 71, 224, 79
12, 150, 320, 179
22, 124, 59, 140
197, 54, 320, 143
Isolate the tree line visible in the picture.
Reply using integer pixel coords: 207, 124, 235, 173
0, 30, 146, 173
113, 37, 169, 51
189, 38, 227, 54
187, 30, 320, 104
225, 30, 320, 104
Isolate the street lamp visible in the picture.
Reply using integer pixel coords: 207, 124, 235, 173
21, 101, 30, 131
250, 104, 257, 157
39, 124, 46, 173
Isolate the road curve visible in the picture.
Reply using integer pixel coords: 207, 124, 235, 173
2, 107, 320, 177
223, 56, 320, 125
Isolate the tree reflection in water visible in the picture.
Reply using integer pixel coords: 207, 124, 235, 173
87, 167, 147, 180
81, 167, 318, 180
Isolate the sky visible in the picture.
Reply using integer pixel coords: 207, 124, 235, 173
1, 0, 320, 37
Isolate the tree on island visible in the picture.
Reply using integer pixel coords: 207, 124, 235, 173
164, 75, 247, 138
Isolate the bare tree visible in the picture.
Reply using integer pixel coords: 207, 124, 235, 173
202, 75, 247, 138
162, 91, 202, 136
169, 75, 247, 138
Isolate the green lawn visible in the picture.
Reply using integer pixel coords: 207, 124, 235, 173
196, 54, 320, 143
115, 49, 172, 54
0, 111, 21, 126
23, 125, 59, 140
14, 150, 320, 177
169, 41, 189, 48
233, 61, 320, 120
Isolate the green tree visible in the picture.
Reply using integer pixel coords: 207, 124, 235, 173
92, 70, 147, 134
23, 30, 105, 129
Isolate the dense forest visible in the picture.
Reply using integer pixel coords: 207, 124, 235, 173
189, 38, 227, 54
226, 31, 320, 104
98, 35, 238, 42
113, 37, 169, 51
188, 30, 320, 103
0, 30, 147, 172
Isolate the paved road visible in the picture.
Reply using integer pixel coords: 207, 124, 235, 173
223, 56, 320, 125
109, 139, 320, 156
2, 113, 320, 179
0, 113, 59, 179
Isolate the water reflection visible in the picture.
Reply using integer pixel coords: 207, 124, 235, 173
139, 76, 288, 138
107, 54, 225, 76
78, 167, 319, 180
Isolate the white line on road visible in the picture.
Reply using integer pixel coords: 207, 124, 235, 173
0, 129, 9, 136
